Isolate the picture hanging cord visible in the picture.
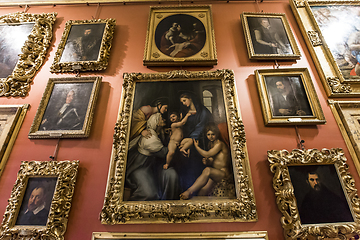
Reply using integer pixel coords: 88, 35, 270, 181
49, 137, 61, 161
23, 4, 29, 13
294, 125, 305, 150
274, 59, 280, 69
75, 70, 81, 77
255, 0, 261, 13
92, 3, 101, 19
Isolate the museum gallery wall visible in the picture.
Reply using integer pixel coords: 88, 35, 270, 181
0, 1, 359, 240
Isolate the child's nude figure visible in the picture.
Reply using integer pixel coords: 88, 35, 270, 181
180, 125, 229, 199
163, 111, 193, 169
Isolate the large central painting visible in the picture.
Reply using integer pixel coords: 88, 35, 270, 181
101, 70, 257, 223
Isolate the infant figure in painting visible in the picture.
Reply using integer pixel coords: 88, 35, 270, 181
180, 124, 230, 199
163, 111, 194, 170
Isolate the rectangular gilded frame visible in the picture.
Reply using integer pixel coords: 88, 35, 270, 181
255, 68, 325, 125
268, 148, 360, 239
28, 77, 101, 138
0, 160, 79, 239
0, 12, 56, 97
50, 19, 116, 73
290, 0, 360, 97
143, 5, 217, 66
241, 12, 301, 60
329, 100, 360, 177
92, 232, 269, 240
101, 69, 257, 224
0, 104, 29, 178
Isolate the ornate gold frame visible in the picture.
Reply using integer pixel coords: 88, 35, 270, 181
0, 12, 56, 97
290, 0, 360, 97
268, 148, 360, 239
28, 77, 102, 138
0, 160, 79, 240
92, 231, 269, 240
101, 69, 257, 224
0, 104, 29, 179
255, 68, 326, 125
143, 5, 217, 66
241, 12, 301, 60
50, 19, 116, 73
329, 100, 360, 177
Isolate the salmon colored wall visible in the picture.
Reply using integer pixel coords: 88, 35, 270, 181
0, 1, 358, 240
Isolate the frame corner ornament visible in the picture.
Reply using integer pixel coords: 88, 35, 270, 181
327, 77, 352, 93
307, 30, 322, 46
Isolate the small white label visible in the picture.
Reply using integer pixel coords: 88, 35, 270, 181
49, 133, 63, 137
288, 118, 302, 122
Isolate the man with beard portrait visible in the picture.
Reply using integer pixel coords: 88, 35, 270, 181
60, 24, 104, 62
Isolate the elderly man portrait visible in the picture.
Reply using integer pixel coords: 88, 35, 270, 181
298, 171, 354, 224
269, 77, 312, 117
61, 24, 105, 62
16, 186, 49, 226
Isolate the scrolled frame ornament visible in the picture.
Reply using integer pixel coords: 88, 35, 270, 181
101, 69, 257, 224
268, 148, 360, 239
50, 18, 116, 73
0, 12, 56, 97
0, 160, 79, 240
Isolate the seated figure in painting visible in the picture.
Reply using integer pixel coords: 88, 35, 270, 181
180, 124, 230, 199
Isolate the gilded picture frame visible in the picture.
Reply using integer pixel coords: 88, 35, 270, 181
290, 0, 360, 97
0, 104, 29, 179
329, 100, 360, 177
255, 68, 325, 125
268, 148, 360, 239
241, 12, 301, 60
0, 12, 56, 97
0, 160, 79, 240
101, 69, 257, 224
92, 231, 269, 240
50, 19, 116, 73
28, 77, 101, 138
143, 5, 217, 66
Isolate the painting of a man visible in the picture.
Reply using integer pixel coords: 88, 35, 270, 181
39, 82, 94, 131
288, 165, 354, 225
15, 177, 57, 226
265, 76, 312, 117
247, 17, 292, 55
60, 23, 105, 62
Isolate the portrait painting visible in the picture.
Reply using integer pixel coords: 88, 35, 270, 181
28, 77, 102, 138
51, 19, 116, 73
0, 12, 56, 97
91, 231, 269, 240
268, 148, 360, 239
101, 70, 257, 224
255, 68, 326, 125
0, 104, 28, 178
0, 161, 79, 239
241, 12, 300, 60
143, 5, 217, 66
15, 177, 57, 226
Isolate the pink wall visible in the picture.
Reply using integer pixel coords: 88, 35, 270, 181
0, 1, 358, 240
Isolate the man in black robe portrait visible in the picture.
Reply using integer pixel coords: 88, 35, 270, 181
298, 171, 354, 224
